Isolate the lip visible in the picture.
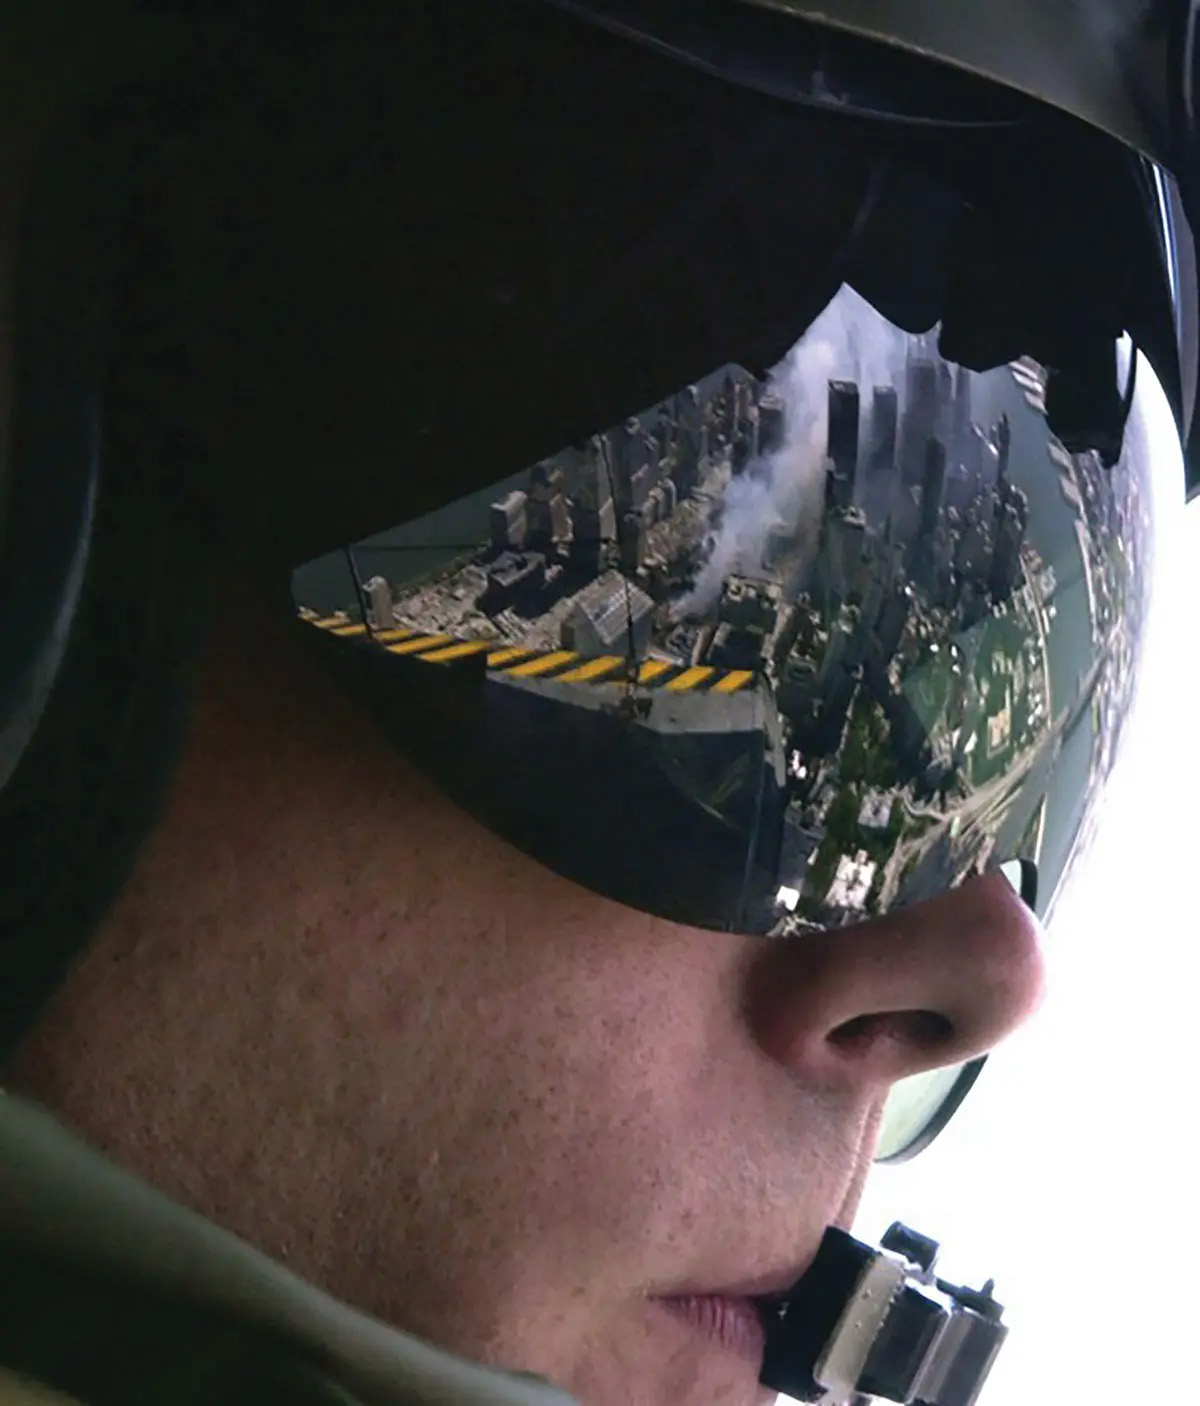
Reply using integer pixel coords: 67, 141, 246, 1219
654, 1294, 767, 1364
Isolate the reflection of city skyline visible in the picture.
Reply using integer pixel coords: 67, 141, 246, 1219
299, 300, 1148, 932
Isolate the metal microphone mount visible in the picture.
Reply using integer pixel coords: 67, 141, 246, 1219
758, 1222, 1007, 1406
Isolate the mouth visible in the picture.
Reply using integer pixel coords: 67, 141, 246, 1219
652, 1293, 768, 1364
647, 1253, 820, 1403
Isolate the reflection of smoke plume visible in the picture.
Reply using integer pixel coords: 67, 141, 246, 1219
679, 286, 912, 616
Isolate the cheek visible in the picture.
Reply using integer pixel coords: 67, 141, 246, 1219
391, 988, 723, 1381
469, 996, 712, 1251
449, 1062, 769, 1404
448, 944, 736, 1250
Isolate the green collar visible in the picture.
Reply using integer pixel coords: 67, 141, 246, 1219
0, 1093, 576, 1406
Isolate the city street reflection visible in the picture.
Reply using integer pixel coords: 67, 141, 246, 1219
295, 287, 1153, 935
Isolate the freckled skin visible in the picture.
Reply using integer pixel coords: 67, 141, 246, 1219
6, 567, 1044, 1406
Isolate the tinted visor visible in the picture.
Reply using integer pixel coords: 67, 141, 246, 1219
293, 285, 1158, 1157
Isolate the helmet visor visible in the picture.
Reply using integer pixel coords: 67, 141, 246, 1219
292, 284, 1160, 1159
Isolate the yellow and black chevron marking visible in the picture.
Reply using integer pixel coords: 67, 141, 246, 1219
299, 611, 756, 694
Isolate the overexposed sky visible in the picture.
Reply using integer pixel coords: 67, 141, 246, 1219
839, 419, 1200, 1400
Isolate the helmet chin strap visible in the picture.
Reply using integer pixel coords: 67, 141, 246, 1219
759, 1223, 1008, 1406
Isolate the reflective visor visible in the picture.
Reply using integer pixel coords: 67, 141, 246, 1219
292, 285, 1158, 1158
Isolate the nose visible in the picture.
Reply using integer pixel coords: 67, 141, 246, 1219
742, 873, 1046, 1091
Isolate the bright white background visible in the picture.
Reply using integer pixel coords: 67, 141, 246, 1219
837, 477, 1200, 1401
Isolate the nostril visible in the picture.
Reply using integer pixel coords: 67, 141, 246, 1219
830, 1009, 954, 1054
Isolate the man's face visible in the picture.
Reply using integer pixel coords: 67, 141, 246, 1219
8, 603, 1045, 1406
373, 795, 1043, 1406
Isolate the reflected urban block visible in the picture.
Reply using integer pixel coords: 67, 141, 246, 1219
295, 288, 1152, 935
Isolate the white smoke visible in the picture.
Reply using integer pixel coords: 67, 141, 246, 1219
678, 285, 913, 616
